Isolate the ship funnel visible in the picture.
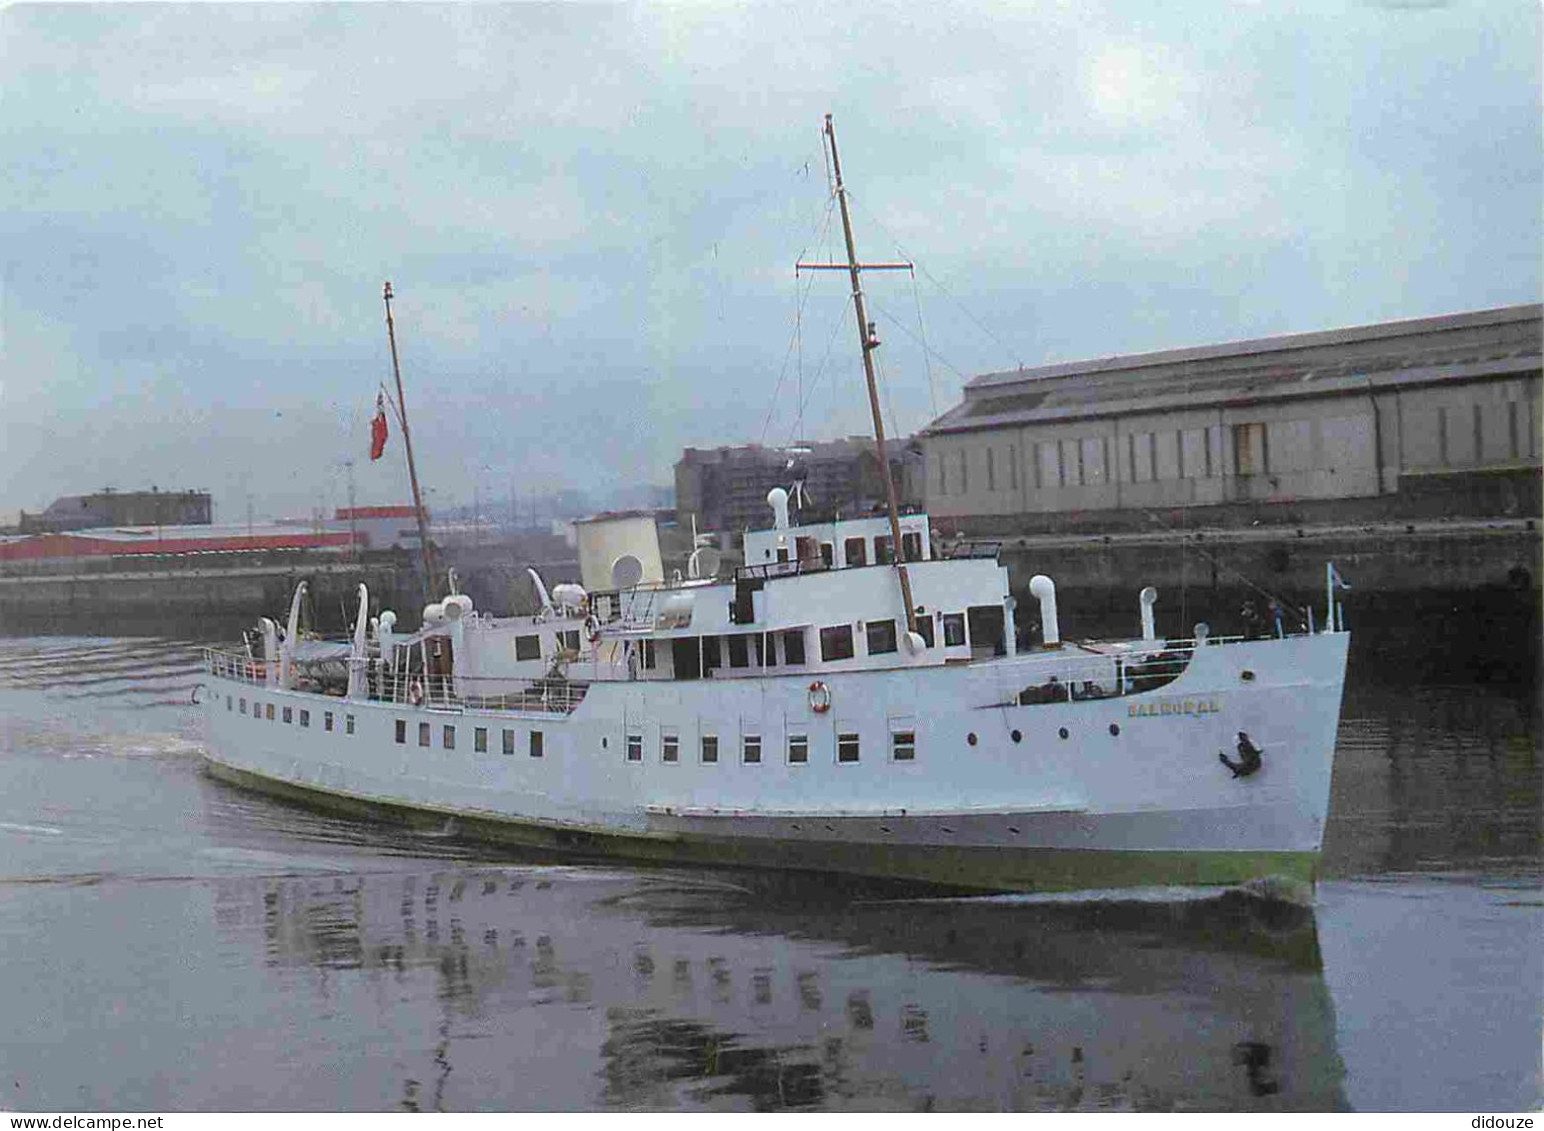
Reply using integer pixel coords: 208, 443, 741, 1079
766, 487, 790, 530
1029, 574, 1060, 648
1139, 586, 1158, 641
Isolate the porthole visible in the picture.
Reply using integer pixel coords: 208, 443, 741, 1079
1109, 723, 1120, 736
1241, 669, 1256, 682
1010, 729, 1022, 744
967, 732, 978, 746
1058, 727, 1069, 740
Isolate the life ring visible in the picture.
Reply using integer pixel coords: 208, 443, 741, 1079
808, 680, 832, 714
585, 615, 601, 645
408, 678, 425, 706
190, 682, 206, 705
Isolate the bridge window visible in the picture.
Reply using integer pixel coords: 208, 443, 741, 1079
942, 614, 966, 647
503, 729, 515, 756
782, 629, 806, 666
443, 725, 456, 750
820, 624, 855, 662
902, 531, 922, 562
299, 709, 310, 728
844, 537, 867, 567
875, 535, 894, 564
728, 635, 750, 668
419, 722, 431, 747
346, 714, 355, 735
702, 637, 722, 674
820, 542, 834, 567
837, 732, 860, 764
395, 720, 406, 744
282, 707, 292, 724
514, 634, 541, 661
530, 730, 544, 759
914, 616, 935, 648
325, 711, 334, 732
475, 727, 488, 753
640, 640, 656, 670
700, 734, 719, 764
866, 619, 898, 655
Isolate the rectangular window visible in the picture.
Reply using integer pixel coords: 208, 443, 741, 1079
560, 629, 581, 653
942, 613, 966, 647
661, 731, 679, 763
265, 703, 275, 721
514, 634, 541, 661
240, 698, 248, 715
395, 719, 407, 744
782, 629, 806, 666
958, 450, 968, 494
915, 616, 935, 648
252, 705, 262, 724
837, 732, 860, 764
299, 709, 310, 728
419, 722, 431, 748
902, 531, 922, 562
820, 624, 855, 662
727, 635, 750, 668
640, 640, 656, 670
443, 725, 456, 750
345, 715, 355, 736
503, 729, 515, 756
936, 452, 947, 496
874, 535, 894, 564
742, 734, 762, 764
844, 537, 867, 567
325, 711, 334, 732
282, 706, 293, 724
702, 636, 722, 673
1234, 423, 1268, 475
225, 695, 232, 711
1009, 444, 1019, 490
866, 619, 898, 655
530, 730, 544, 759
986, 446, 996, 491
892, 730, 916, 762
820, 543, 834, 567
626, 733, 643, 762
787, 733, 809, 764
475, 726, 488, 753
701, 734, 719, 764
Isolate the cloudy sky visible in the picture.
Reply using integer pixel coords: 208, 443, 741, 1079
3, 1, 1539, 525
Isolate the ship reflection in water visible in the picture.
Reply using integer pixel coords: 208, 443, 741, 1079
226, 869, 1347, 1111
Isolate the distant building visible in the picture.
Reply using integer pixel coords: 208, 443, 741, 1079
17, 488, 212, 534
923, 304, 1542, 533
675, 436, 923, 542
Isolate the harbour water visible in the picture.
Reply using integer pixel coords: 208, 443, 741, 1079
0, 636, 1537, 1112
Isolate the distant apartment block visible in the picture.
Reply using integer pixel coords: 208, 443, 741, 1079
675, 436, 923, 541
922, 303, 1542, 533
17, 488, 213, 534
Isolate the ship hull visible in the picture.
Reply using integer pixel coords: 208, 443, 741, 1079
200, 631, 1348, 894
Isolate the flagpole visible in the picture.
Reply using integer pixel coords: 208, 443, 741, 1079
383, 281, 438, 606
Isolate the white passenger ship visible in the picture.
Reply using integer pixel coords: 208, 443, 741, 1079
199, 116, 1349, 894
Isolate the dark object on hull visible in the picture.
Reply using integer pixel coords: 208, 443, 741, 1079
1220, 731, 1263, 778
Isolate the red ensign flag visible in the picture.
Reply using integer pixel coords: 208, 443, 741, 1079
369, 393, 389, 461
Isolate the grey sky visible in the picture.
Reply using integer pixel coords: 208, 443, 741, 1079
3, 1, 1539, 525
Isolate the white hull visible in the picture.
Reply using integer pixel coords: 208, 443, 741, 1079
201, 630, 1348, 892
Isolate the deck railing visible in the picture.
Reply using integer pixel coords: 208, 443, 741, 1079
204, 648, 589, 715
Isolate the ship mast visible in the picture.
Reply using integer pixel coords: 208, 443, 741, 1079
798, 113, 917, 634
382, 280, 438, 605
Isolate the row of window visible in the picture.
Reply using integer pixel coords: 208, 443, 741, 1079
394, 719, 545, 758
647, 612, 969, 677
624, 729, 915, 766
772, 531, 925, 569
231, 695, 355, 734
